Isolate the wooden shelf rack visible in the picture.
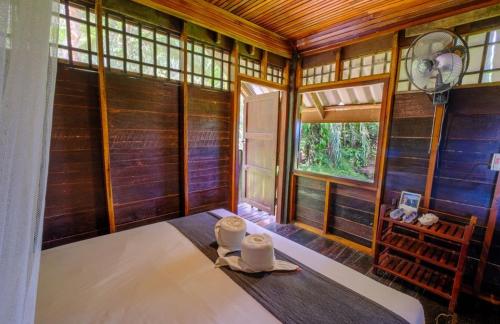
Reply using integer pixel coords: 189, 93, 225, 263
373, 204, 477, 313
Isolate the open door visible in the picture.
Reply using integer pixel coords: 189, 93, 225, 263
242, 91, 280, 214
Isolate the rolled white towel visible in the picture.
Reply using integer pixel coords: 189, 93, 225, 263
215, 216, 247, 257
215, 233, 298, 273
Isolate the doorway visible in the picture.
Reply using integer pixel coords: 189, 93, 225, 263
237, 81, 282, 223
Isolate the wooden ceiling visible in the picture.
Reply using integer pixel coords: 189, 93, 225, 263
206, 0, 498, 54
140, 0, 498, 57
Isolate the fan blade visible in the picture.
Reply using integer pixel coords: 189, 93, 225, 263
435, 53, 463, 86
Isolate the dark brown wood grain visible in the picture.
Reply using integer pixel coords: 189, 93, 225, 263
187, 85, 232, 214
294, 176, 325, 230
106, 72, 182, 229
43, 64, 107, 249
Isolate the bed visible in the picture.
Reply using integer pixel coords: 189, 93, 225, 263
36, 209, 424, 324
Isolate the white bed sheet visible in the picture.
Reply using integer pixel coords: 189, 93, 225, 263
212, 209, 425, 324
36, 210, 424, 324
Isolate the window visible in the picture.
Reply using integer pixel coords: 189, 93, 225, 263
239, 56, 261, 78
342, 50, 391, 80
266, 64, 284, 84
296, 83, 383, 183
187, 40, 230, 90
102, 12, 182, 80
397, 28, 500, 92
302, 63, 336, 85
57, 0, 97, 69
297, 122, 379, 182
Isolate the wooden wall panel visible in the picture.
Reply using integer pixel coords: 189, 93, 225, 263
187, 86, 232, 214
383, 92, 434, 205
106, 72, 182, 230
328, 184, 376, 247
383, 87, 500, 297
43, 64, 108, 248
294, 177, 325, 230
431, 86, 500, 295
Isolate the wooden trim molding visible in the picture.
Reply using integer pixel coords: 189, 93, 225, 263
181, 23, 189, 216
132, 0, 292, 58
230, 43, 240, 213
322, 182, 331, 234
372, 32, 400, 253
298, 74, 390, 93
95, 0, 116, 233
423, 103, 445, 208
238, 74, 288, 91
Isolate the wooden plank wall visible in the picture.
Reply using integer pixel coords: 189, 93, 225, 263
43, 64, 108, 248
187, 86, 232, 214
383, 87, 500, 296
431, 86, 500, 296
106, 72, 182, 231
294, 177, 325, 229
328, 185, 376, 247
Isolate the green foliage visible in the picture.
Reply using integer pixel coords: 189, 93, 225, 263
298, 122, 379, 182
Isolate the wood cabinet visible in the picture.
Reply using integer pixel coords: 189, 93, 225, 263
373, 204, 476, 313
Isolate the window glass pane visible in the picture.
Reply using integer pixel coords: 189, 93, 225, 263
156, 31, 167, 43
126, 22, 139, 35
488, 29, 500, 43
141, 27, 154, 40
171, 71, 180, 81
204, 58, 213, 76
108, 31, 123, 57
461, 73, 479, 85
58, 17, 68, 46
110, 58, 123, 70
170, 47, 180, 70
467, 32, 486, 46
297, 122, 379, 182
126, 36, 139, 61
108, 16, 122, 30
193, 54, 202, 74
68, 4, 86, 20
127, 62, 140, 73
214, 60, 222, 78
484, 44, 500, 70
373, 63, 384, 74
90, 26, 97, 52
482, 70, 500, 83
70, 20, 88, 50
351, 67, 360, 78
157, 68, 168, 78
89, 12, 96, 24
143, 65, 154, 76
194, 43, 203, 54
141, 40, 154, 64
58, 48, 69, 60
170, 35, 180, 47
467, 46, 484, 72
397, 81, 409, 92
156, 44, 167, 67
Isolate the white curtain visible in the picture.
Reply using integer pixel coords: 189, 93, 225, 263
0, 0, 58, 323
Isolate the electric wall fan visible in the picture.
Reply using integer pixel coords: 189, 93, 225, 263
405, 29, 469, 104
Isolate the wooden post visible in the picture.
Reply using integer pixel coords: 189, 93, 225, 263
181, 22, 189, 216
423, 103, 445, 208
288, 174, 297, 223
372, 32, 399, 253
230, 41, 240, 213
322, 181, 331, 234
261, 50, 268, 81
95, 0, 116, 233
474, 173, 500, 292
335, 49, 342, 81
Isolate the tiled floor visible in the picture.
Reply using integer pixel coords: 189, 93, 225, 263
237, 204, 498, 324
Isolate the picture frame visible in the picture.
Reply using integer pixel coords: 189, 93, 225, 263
398, 191, 421, 214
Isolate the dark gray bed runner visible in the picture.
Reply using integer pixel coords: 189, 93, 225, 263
168, 212, 408, 324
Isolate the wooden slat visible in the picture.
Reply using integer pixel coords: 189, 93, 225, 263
182, 23, 189, 216
230, 42, 240, 213
96, 0, 116, 233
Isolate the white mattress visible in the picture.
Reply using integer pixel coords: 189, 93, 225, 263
36, 210, 424, 324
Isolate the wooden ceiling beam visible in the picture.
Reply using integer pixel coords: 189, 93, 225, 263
133, 0, 292, 58
309, 92, 325, 119
297, 0, 498, 56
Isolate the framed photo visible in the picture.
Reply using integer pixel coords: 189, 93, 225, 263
398, 191, 421, 214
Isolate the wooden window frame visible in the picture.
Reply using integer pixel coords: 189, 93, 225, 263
341, 50, 392, 81
266, 63, 284, 84
239, 56, 261, 79
302, 62, 336, 86
186, 39, 231, 90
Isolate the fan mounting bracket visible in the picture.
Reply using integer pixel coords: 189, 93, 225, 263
433, 90, 449, 105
